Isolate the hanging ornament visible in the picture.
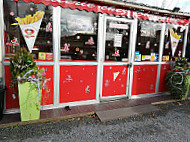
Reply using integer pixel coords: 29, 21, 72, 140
10, 12, 14, 16
46, 22, 52, 32
165, 41, 169, 49
165, 28, 168, 36
112, 48, 120, 57
85, 37, 94, 45
63, 43, 70, 53
30, 7, 34, 11
145, 41, 150, 49
6, 37, 19, 46
178, 51, 182, 57
26, 60, 31, 63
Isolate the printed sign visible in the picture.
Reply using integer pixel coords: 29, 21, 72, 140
170, 29, 181, 57
12, 11, 44, 53
114, 34, 122, 47
109, 23, 129, 29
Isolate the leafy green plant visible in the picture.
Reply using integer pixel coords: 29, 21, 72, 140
10, 48, 46, 93
166, 57, 189, 99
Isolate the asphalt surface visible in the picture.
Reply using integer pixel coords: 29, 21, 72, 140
0, 100, 190, 142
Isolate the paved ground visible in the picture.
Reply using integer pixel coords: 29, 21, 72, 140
0, 100, 190, 142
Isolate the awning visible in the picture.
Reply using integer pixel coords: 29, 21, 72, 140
21, 0, 189, 26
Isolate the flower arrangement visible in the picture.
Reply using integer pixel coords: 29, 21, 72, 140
166, 57, 189, 99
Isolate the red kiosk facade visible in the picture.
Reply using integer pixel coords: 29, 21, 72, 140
1, 0, 189, 113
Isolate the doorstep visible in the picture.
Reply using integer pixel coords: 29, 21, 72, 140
0, 95, 173, 128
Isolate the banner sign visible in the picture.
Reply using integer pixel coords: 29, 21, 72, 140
22, 0, 189, 25
170, 29, 181, 57
12, 11, 44, 53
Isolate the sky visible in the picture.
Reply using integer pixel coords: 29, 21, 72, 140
121, 0, 190, 13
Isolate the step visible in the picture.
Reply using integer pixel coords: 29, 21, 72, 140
96, 104, 159, 122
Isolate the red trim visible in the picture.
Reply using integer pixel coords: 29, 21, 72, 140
22, 0, 189, 25
34, 60, 54, 62
59, 60, 97, 62
104, 61, 129, 63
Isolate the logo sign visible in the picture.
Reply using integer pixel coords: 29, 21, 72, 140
24, 27, 36, 38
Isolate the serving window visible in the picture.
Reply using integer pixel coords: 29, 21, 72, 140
60, 9, 98, 61
135, 20, 162, 62
3, 0, 53, 60
162, 24, 186, 61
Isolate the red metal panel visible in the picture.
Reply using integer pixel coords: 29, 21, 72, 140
59, 65, 97, 103
102, 65, 128, 97
4, 66, 19, 109
37, 65, 54, 105
158, 64, 170, 92
132, 65, 158, 95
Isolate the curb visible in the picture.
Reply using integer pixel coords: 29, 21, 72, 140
151, 97, 190, 105
0, 111, 95, 129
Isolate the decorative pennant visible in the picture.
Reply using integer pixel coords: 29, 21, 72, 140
170, 29, 181, 57
113, 72, 120, 81
12, 11, 45, 53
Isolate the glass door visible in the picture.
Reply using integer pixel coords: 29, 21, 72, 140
100, 16, 136, 100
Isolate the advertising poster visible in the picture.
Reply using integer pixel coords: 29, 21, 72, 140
170, 29, 181, 57
114, 34, 123, 47
12, 11, 44, 53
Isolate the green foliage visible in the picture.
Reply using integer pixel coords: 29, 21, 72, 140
166, 57, 189, 99
10, 48, 46, 88
10, 48, 36, 79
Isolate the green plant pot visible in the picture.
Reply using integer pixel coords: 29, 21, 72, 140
18, 82, 42, 121
184, 75, 190, 99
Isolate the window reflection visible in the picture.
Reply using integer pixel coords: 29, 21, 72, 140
105, 20, 130, 61
4, 0, 53, 60
60, 9, 98, 61
163, 24, 185, 61
135, 21, 162, 61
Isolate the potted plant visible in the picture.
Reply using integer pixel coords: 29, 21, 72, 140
10, 48, 47, 121
166, 57, 190, 99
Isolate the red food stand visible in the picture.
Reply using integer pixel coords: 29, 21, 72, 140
1, 0, 189, 113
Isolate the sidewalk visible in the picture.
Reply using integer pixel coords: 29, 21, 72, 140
0, 95, 172, 128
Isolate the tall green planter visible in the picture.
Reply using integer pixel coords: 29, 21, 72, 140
18, 82, 42, 121
184, 75, 190, 99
